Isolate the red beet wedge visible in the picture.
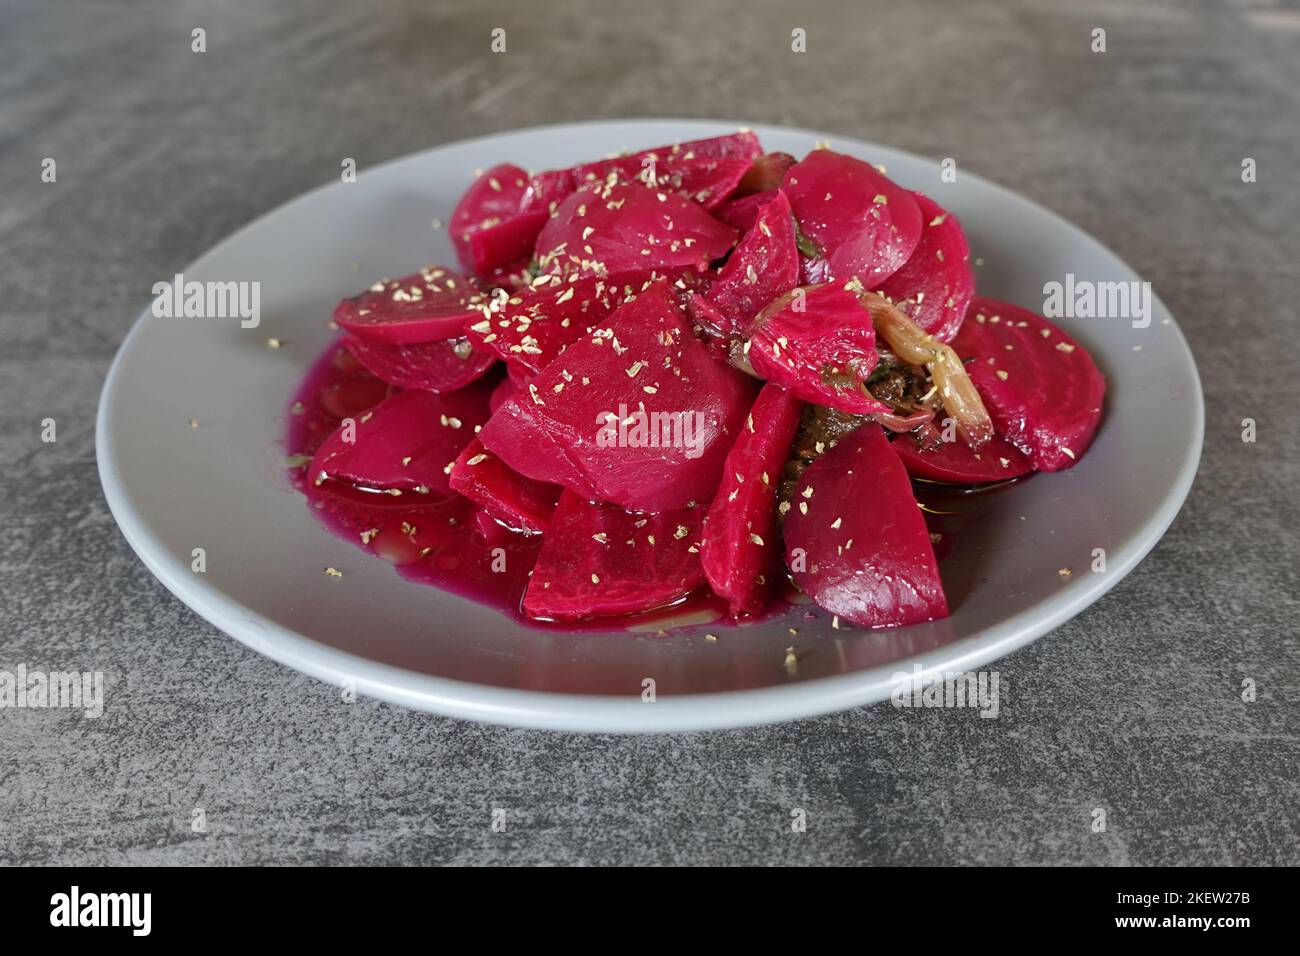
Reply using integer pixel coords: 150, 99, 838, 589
522, 491, 705, 622
464, 272, 645, 376
343, 334, 497, 392
333, 268, 482, 346
573, 131, 762, 210
309, 385, 493, 496
518, 167, 578, 216
871, 192, 974, 342
702, 189, 800, 336
448, 438, 562, 534
746, 283, 889, 415
891, 432, 1032, 484
534, 182, 737, 279
952, 298, 1106, 471
450, 163, 549, 278
712, 189, 777, 233
700, 384, 804, 618
784, 424, 949, 628
782, 149, 922, 286
478, 280, 758, 511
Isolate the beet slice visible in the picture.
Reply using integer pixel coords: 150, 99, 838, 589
573, 131, 763, 209
450, 163, 549, 277
464, 273, 641, 375
478, 280, 758, 511
333, 267, 483, 346
711, 189, 777, 233
891, 432, 1032, 483
782, 149, 922, 286
700, 384, 804, 618
449, 438, 562, 534
746, 284, 889, 415
308, 386, 492, 496
871, 192, 974, 342
522, 491, 705, 622
534, 182, 737, 279
343, 333, 497, 392
952, 298, 1106, 471
519, 167, 578, 216
783, 424, 948, 628
702, 190, 800, 336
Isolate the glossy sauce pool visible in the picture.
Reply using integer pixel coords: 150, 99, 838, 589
285, 340, 1022, 633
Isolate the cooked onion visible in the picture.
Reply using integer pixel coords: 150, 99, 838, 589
858, 291, 994, 446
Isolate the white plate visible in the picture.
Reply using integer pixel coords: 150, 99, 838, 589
97, 120, 1203, 732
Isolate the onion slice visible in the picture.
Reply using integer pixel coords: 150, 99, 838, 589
858, 290, 993, 447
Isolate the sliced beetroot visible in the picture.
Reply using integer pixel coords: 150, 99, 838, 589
891, 432, 1032, 483
952, 298, 1106, 471
579, 154, 753, 210
518, 167, 578, 216
702, 190, 800, 336
479, 280, 758, 511
309, 385, 493, 496
871, 192, 974, 342
573, 131, 763, 205
712, 189, 777, 233
700, 384, 804, 618
450, 164, 549, 277
782, 149, 922, 285
343, 333, 497, 392
746, 283, 889, 415
333, 267, 483, 345
522, 491, 705, 622
464, 273, 639, 375
737, 152, 797, 195
449, 438, 562, 534
784, 424, 949, 628
534, 181, 737, 279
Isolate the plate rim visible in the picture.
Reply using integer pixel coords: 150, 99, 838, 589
96, 118, 1205, 733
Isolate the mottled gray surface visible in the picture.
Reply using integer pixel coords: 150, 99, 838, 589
1, 0, 1297, 865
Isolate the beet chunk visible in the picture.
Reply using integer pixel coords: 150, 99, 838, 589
871, 192, 974, 342
478, 280, 757, 511
449, 438, 561, 534
464, 272, 647, 376
951, 298, 1106, 471
891, 432, 1032, 483
333, 267, 482, 345
782, 149, 922, 286
522, 491, 705, 622
573, 131, 762, 209
702, 190, 800, 336
309, 386, 493, 496
700, 385, 804, 618
343, 334, 497, 392
534, 182, 737, 279
450, 164, 548, 277
783, 424, 949, 628
746, 284, 889, 415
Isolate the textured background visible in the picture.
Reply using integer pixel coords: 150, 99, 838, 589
1, 0, 1297, 865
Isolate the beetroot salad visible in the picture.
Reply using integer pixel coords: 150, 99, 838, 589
286, 131, 1105, 631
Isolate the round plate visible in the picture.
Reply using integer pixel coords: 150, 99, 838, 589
97, 120, 1203, 732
